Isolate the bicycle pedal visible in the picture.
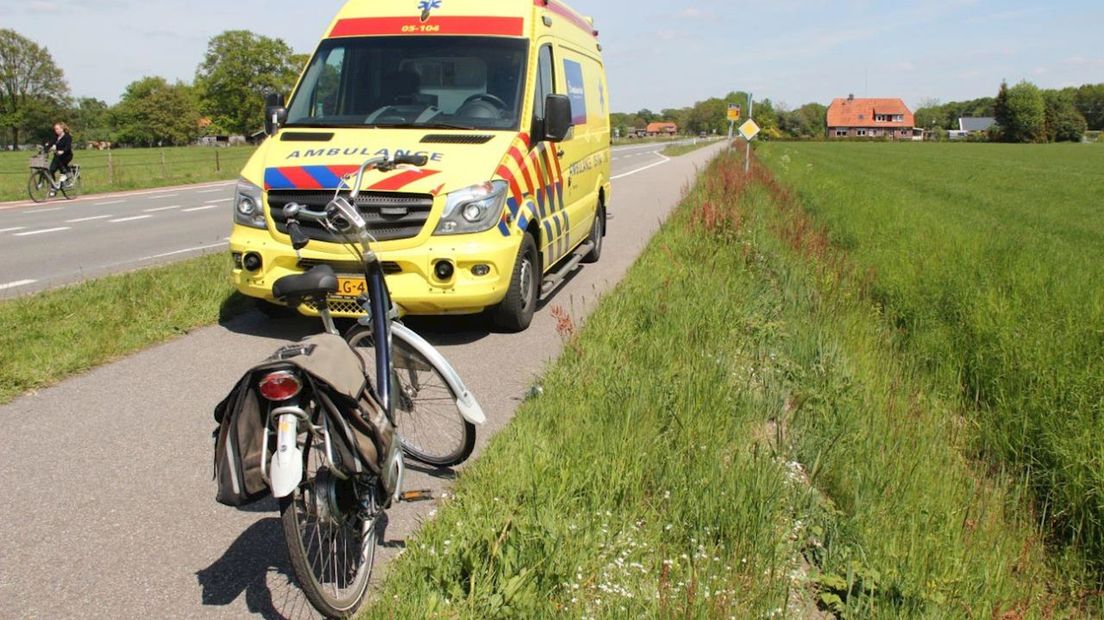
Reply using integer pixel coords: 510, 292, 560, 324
399, 490, 434, 503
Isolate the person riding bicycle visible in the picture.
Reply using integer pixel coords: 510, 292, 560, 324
43, 122, 74, 196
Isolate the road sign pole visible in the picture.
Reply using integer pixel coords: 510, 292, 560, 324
745, 93, 754, 175
728, 120, 734, 140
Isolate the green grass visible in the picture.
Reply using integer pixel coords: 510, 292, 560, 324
0, 146, 255, 202
661, 138, 722, 157
758, 141, 1104, 571
0, 253, 250, 404
362, 148, 1094, 618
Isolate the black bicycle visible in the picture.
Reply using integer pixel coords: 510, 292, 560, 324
263, 153, 485, 617
27, 146, 81, 203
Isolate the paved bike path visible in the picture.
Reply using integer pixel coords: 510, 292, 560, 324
0, 142, 726, 619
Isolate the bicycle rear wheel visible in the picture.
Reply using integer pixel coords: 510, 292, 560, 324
280, 431, 377, 618
27, 170, 51, 203
346, 325, 476, 467
60, 171, 81, 199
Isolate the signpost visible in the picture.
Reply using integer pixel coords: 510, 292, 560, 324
741, 93, 755, 175
726, 104, 742, 139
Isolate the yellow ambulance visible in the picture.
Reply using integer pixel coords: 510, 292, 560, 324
229, 0, 611, 331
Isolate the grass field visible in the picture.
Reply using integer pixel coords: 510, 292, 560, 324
0, 146, 255, 202
0, 254, 250, 405
363, 147, 1097, 617
757, 142, 1104, 570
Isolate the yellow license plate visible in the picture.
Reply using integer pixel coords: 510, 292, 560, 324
337, 277, 367, 297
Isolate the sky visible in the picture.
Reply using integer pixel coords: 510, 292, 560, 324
2, 0, 1102, 113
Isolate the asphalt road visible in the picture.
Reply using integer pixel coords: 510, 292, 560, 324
0, 139, 726, 619
0, 140, 704, 299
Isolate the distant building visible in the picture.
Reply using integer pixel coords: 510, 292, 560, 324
645, 122, 678, 137
949, 116, 997, 140
826, 95, 916, 140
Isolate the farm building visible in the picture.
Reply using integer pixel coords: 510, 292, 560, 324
826, 95, 918, 140
949, 116, 997, 140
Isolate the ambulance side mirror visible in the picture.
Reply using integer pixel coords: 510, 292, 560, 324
264, 92, 287, 136
543, 94, 573, 142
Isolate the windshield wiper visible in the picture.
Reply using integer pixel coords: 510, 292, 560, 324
379, 122, 483, 131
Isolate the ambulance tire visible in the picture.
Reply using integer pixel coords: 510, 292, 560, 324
491, 233, 539, 332
582, 203, 605, 264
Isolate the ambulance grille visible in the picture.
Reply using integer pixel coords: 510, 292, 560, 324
268, 191, 434, 243
420, 134, 494, 144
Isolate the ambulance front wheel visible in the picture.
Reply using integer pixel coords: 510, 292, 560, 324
582, 203, 605, 264
491, 233, 538, 332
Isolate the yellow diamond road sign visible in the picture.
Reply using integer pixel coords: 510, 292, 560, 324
739, 119, 761, 141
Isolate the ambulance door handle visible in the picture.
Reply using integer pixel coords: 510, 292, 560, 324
556, 148, 565, 158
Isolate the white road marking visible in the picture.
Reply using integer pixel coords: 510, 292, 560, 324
0, 279, 36, 291
197, 188, 225, 194
0, 227, 26, 234
147, 193, 179, 199
611, 153, 672, 180
15, 227, 71, 237
182, 205, 220, 212
94, 200, 126, 206
144, 205, 182, 213
142, 241, 228, 261
109, 215, 152, 223
23, 207, 63, 214
208, 198, 232, 203
66, 215, 113, 223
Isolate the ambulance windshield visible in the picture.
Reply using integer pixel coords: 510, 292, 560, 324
287, 36, 529, 131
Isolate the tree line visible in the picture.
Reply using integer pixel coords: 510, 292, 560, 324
614, 81, 1104, 143
610, 93, 827, 141
0, 28, 306, 149
916, 81, 1103, 142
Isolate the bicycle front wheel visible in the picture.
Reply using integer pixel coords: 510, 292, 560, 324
27, 170, 51, 203
346, 325, 476, 467
280, 432, 377, 618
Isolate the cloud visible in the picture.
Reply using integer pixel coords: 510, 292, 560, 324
28, 1, 60, 12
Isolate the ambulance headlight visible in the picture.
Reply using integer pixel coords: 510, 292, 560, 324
233, 178, 266, 230
434, 181, 509, 235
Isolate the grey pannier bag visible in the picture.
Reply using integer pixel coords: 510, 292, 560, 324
212, 333, 394, 507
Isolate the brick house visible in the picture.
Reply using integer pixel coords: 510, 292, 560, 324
645, 122, 678, 137
826, 95, 916, 139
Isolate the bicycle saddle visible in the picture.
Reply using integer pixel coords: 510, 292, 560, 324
272, 265, 339, 302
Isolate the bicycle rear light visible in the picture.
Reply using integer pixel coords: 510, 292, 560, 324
259, 371, 302, 401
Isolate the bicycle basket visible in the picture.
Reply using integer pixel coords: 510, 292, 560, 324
29, 154, 48, 168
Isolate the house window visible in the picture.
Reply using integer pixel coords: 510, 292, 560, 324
894, 115, 904, 122
835, 128, 848, 137
857, 129, 868, 137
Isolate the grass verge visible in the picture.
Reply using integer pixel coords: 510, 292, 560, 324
363, 148, 1096, 618
0, 253, 250, 405
661, 139, 722, 158
0, 146, 255, 202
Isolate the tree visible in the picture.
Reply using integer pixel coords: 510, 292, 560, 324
0, 29, 69, 149
798, 103, 827, 137
993, 80, 1010, 136
113, 77, 202, 147
1000, 81, 1045, 143
195, 30, 300, 135
1044, 90, 1087, 142
1073, 83, 1104, 130
72, 97, 112, 142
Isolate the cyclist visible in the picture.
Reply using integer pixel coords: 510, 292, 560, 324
43, 122, 74, 197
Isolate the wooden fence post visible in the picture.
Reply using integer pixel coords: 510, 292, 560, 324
160, 151, 166, 178
215, 150, 221, 173
107, 152, 114, 184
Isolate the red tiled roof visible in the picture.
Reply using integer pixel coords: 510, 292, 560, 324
826, 98, 914, 128
646, 122, 678, 133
